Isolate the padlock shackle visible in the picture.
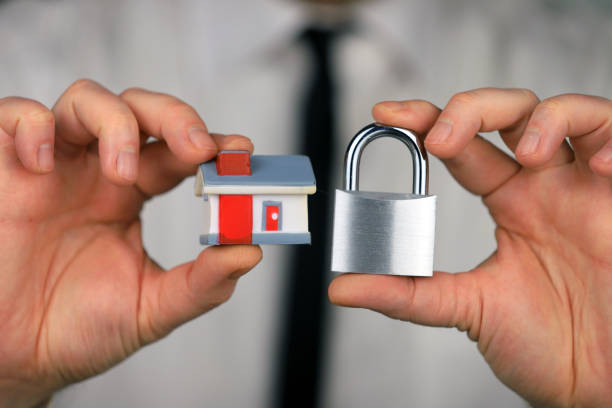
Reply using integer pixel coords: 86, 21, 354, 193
344, 123, 429, 195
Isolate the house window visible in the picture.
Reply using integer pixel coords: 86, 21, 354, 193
262, 201, 282, 231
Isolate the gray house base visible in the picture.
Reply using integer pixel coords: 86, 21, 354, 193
200, 233, 311, 246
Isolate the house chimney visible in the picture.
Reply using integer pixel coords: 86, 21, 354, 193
216, 150, 251, 176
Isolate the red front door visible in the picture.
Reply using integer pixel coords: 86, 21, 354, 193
219, 195, 252, 244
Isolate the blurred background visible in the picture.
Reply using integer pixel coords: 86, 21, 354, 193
1, 0, 611, 407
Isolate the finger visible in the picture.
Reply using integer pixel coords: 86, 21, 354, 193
372, 100, 440, 134
210, 133, 255, 153
136, 141, 197, 197
120, 88, 217, 165
590, 139, 612, 177
0, 97, 55, 173
137, 133, 255, 197
53, 79, 140, 184
137, 245, 262, 343
329, 271, 482, 337
373, 99, 521, 196
425, 88, 544, 157
516, 94, 612, 173
442, 135, 521, 196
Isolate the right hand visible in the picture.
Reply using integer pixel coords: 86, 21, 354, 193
330, 89, 612, 407
0, 79, 262, 407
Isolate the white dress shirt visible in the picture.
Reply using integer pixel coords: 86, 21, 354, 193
1, 0, 611, 407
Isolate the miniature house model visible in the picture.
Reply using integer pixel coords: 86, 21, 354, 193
194, 150, 316, 245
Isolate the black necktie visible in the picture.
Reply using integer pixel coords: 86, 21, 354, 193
274, 26, 338, 408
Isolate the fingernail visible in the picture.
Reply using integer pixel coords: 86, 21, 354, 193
189, 126, 214, 150
427, 120, 452, 144
38, 143, 54, 172
117, 147, 137, 181
517, 129, 540, 156
594, 145, 612, 163
377, 101, 404, 112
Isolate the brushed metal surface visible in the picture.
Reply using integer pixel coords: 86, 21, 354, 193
331, 123, 436, 276
331, 190, 436, 276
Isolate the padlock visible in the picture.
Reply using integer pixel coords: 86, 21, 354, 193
331, 123, 436, 276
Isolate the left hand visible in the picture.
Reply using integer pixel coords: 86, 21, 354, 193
329, 89, 612, 407
0, 81, 262, 408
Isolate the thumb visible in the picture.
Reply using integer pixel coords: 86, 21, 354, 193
328, 271, 483, 337
138, 245, 262, 344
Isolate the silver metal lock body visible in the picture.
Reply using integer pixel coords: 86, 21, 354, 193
331, 123, 436, 276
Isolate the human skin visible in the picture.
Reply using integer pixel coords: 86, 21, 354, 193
0, 80, 262, 407
329, 88, 612, 407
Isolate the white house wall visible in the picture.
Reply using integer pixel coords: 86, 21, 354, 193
207, 195, 219, 234
252, 195, 308, 233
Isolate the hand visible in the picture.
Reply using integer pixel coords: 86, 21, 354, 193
329, 89, 612, 407
0, 79, 262, 407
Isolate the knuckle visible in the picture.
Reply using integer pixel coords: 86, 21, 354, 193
107, 109, 139, 136
208, 285, 236, 310
449, 90, 480, 108
162, 99, 197, 121
219, 285, 236, 304
536, 97, 565, 117
119, 87, 144, 99
141, 311, 171, 343
68, 78, 97, 93
62, 79, 103, 104
414, 99, 438, 110
517, 88, 540, 106
0, 96, 31, 106
23, 106, 55, 127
